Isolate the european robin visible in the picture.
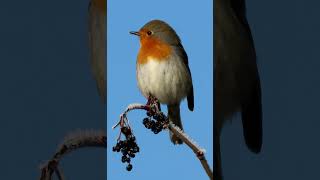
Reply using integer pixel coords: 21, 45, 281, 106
130, 20, 194, 145
214, 0, 263, 178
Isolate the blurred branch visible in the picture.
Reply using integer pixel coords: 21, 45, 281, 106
39, 130, 106, 180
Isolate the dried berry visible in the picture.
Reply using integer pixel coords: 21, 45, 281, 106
126, 164, 133, 171
128, 136, 136, 142
112, 146, 117, 152
121, 149, 127, 156
133, 146, 139, 153
118, 141, 124, 148
143, 118, 149, 125
121, 156, 127, 163
121, 127, 131, 135
153, 114, 159, 120
129, 152, 135, 158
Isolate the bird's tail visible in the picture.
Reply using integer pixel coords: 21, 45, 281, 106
167, 104, 183, 144
214, 125, 223, 180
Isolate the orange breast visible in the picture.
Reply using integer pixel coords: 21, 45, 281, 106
137, 37, 172, 64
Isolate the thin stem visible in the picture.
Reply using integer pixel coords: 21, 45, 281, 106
168, 123, 213, 179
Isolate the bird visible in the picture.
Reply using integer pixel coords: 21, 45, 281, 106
88, 0, 106, 104
130, 20, 194, 145
214, 0, 263, 179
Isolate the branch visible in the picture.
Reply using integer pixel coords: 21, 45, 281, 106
168, 122, 213, 180
39, 100, 213, 180
39, 130, 106, 180
112, 99, 213, 179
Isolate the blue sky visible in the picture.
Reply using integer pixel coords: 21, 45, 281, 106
107, 0, 213, 179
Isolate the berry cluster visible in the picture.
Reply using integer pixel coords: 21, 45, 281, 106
143, 111, 168, 134
112, 127, 139, 171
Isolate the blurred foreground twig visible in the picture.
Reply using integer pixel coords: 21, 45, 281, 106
39, 130, 106, 180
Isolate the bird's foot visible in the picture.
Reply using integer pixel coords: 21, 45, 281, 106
146, 95, 161, 116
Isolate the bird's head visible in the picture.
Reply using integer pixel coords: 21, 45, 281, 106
130, 20, 181, 46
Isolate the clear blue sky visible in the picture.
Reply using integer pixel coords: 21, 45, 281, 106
107, 0, 213, 179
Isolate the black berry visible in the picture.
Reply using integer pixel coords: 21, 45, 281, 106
121, 156, 127, 163
129, 136, 136, 142
118, 141, 123, 148
143, 118, 149, 124
112, 146, 117, 152
121, 149, 128, 156
115, 146, 120, 152
133, 146, 139, 153
129, 152, 135, 158
121, 127, 131, 135
126, 164, 133, 171
153, 114, 159, 120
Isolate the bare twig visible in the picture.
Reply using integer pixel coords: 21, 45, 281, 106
112, 103, 148, 130
113, 99, 214, 179
168, 123, 213, 180
39, 130, 106, 180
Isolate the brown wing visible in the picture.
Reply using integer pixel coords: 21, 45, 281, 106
176, 43, 194, 111
88, 0, 106, 104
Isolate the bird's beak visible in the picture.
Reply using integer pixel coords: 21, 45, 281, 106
130, 31, 140, 36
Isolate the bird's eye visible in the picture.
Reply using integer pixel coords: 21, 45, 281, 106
147, 31, 152, 35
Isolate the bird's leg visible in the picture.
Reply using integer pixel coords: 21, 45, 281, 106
146, 95, 161, 115
146, 95, 152, 106
146, 95, 157, 107
157, 101, 161, 111
149, 96, 161, 111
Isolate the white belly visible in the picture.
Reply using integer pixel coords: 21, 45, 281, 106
136, 55, 192, 105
